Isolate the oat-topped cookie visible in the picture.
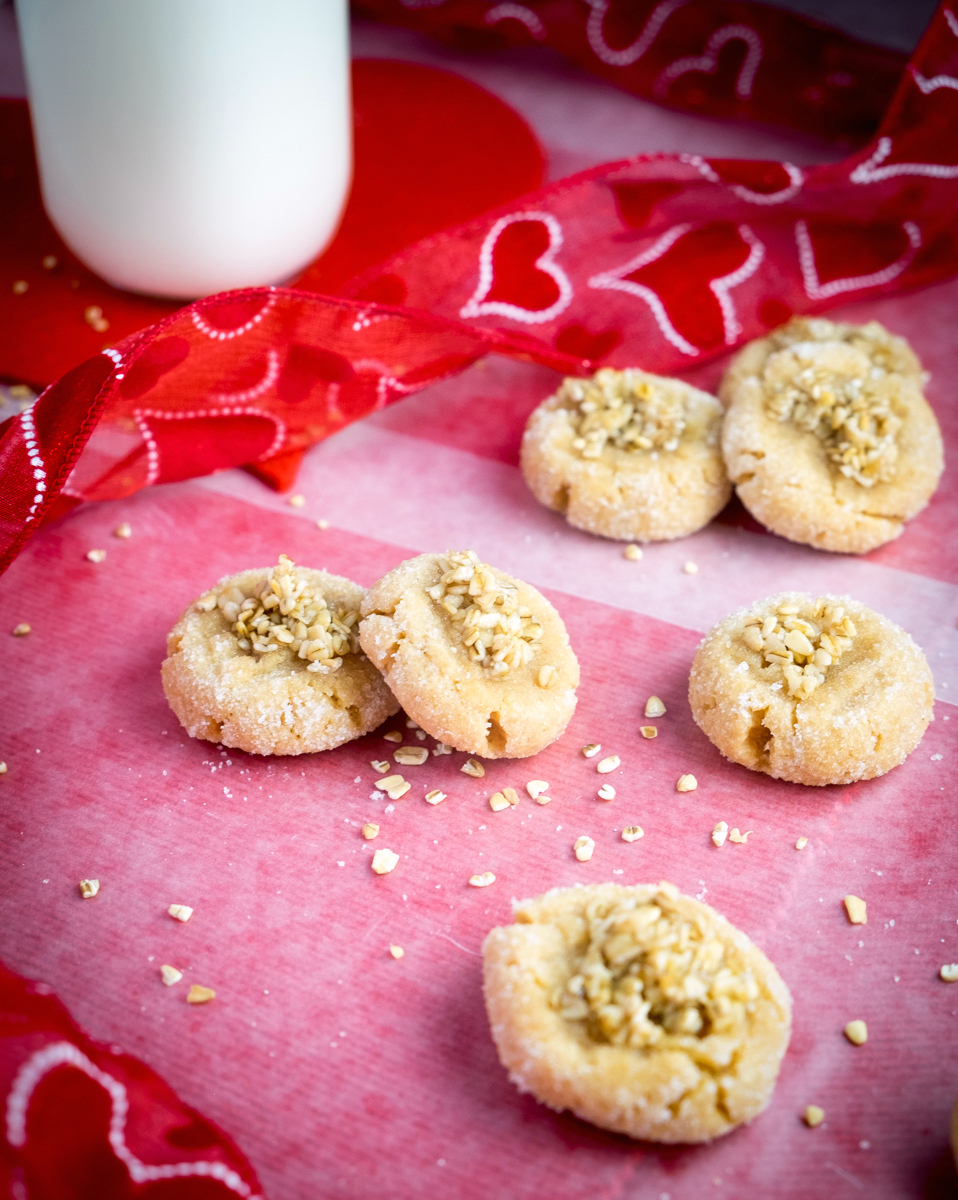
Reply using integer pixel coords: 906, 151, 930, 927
520, 368, 731, 542
720, 318, 943, 554
359, 551, 578, 758
483, 882, 791, 1144
162, 558, 398, 755
689, 591, 934, 786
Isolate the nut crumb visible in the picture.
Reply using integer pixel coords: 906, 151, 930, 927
86, 548, 106, 563
415, 729, 427, 741
78, 879, 99, 899
12, 623, 31, 637
0, 763, 7, 775
729, 828, 752, 844
582, 743, 601, 758
537, 664, 556, 688
389, 944, 405, 959
113, 522, 132, 539
462, 758, 485, 778
676, 773, 698, 792
375, 774, 410, 800
168, 904, 193, 922
383, 731, 403, 743
288, 494, 306, 508
371, 848, 400, 875
803, 1105, 825, 1128
425, 789, 447, 806
469, 872, 496, 887
489, 791, 511, 812
186, 985, 215, 1005
12, 280, 28, 295
844, 1019, 867, 1046
362, 823, 380, 840
621, 826, 644, 842
623, 544, 643, 561
394, 746, 428, 766
711, 821, 729, 848
574, 835, 595, 862
843, 895, 867, 925
795, 837, 808, 850
160, 964, 183, 986
42, 255, 58, 270
526, 780, 549, 799
371, 760, 390, 774
597, 784, 616, 801
535, 793, 553, 805
432, 742, 453, 756
316, 519, 330, 530
644, 696, 667, 717
596, 755, 620, 774
405, 718, 419, 728
939, 964, 958, 982
639, 725, 657, 739
683, 561, 698, 575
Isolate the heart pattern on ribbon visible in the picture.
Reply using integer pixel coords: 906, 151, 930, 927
134, 408, 286, 486
459, 212, 574, 324
684, 155, 804, 203
795, 218, 922, 300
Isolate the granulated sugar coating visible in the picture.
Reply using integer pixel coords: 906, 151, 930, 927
689, 592, 934, 786
162, 561, 398, 755
359, 552, 578, 758
483, 882, 791, 1144
520, 368, 730, 543
720, 317, 943, 554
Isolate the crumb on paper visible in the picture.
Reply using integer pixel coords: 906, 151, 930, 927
415, 729, 427, 741
729, 828, 752, 844
425, 789, 447, 806
42, 255, 58, 270
844, 1020, 868, 1046
362, 823, 380, 840
287, 494, 305, 508
469, 872, 496, 888
113, 522, 132, 539
676, 773, 697, 792
535, 793, 553, 805
371, 760, 390, 774
844, 895, 867, 925
574, 836, 595, 862
12, 280, 28, 295
803, 1105, 825, 1128
394, 746, 428, 766
644, 696, 666, 717
383, 731, 403, 743
621, 826, 644, 842
582, 743, 601, 758
432, 742, 453, 756
712, 821, 729, 848
623, 544, 643, 561
84, 305, 109, 332
86, 548, 106, 563
490, 788, 519, 812
78, 879, 99, 899
375, 774, 410, 800
795, 837, 808, 850
186, 985, 215, 1005
940, 964, 958, 982
462, 758, 485, 778
160, 964, 183, 986
683, 561, 698, 575
639, 725, 657, 739
168, 904, 193, 923
406, 718, 419, 729
389, 945, 405, 959
597, 784, 616, 801
371, 848, 400, 875
11, 623, 30, 637
0, 763, 7, 775
316, 518, 330, 530
526, 780, 549, 799
596, 755, 620, 774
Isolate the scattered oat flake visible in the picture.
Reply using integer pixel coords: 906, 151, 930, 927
371, 849, 400, 875
683, 561, 698, 574
469, 872, 496, 888
581, 743, 601, 758
371, 760, 390, 774
387, 781, 410, 800
639, 726, 657, 739
844, 895, 867, 925
160, 964, 183, 986
113, 522, 132, 539
389, 945, 405, 959
362, 823, 380, 840
186, 985, 215, 1005
574, 836, 595, 862
383, 731, 403, 743
676, 774, 697, 792
432, 742, 453, 756
621, 826, 644, 842
844, 1020, 867, 1045
86, 548, 106, 563
375, 774, 406, 792
623, 544, 642, 561
597, 755, 620, 774
288, 494, 306, 508
711, 821, 729, 848
526, 780, 549, 799
939, 964, 958, 982
462, 758, 485, 778
644, 696, 667, 718
168, 904, 193, 922
597, 784, 616, 801
729, 828, 752, 844
425, 789, 446, 806
394, 746, 428, 766
803, 1105, 825, 1128
795, 837, 808, 850
78, 879, 99, 899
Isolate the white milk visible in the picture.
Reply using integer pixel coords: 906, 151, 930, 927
15, 0, 351, 298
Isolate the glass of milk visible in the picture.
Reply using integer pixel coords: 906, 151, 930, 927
14, 0, 351, 298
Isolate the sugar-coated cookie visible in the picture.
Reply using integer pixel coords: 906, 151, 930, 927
359, 551, 578, 758
521, 368, 731, 542
689, 591, 933, 786
162, 556, 398, 755
720, 317, 943, 554
483, 882, 792, 1144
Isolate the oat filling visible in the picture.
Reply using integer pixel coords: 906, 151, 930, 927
558, 369, 688, 460
743, 598, 856, 701
427, 550, 547, 679
198, 555, 359, 673
552, 895, 758, 1065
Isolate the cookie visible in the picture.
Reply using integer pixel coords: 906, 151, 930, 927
720, 317, 943, 554
483, 882, 792, 1144
520, 368, 731, 542
688, 591, 934, 786
162, 556, 398, 755
359, 550, 578, 758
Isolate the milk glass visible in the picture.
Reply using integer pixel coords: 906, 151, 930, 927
15, 0, 351, 298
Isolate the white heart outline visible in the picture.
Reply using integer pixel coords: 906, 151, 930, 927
191, 290, 276, 342
588, 221, 764, 356
681, 153, 804, 204
850, 135, 958, 183
484, 3, 546, 39
459, 211, 573, 325
795, 217, 922, 300
134, 406, 287, 485
654, 24, 763, 101
585, 0, 686, 67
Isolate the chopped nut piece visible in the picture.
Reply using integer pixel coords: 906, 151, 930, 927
168, 904, 193, 922
596, 755, 620, 774
78, 879, 99, 899
12, 623, 30, 637
383, 731, 403, 743
425, 789, 447, 806
729, 828, 752, 844
362, 823, 380, 840
574, 835, 595, 862
843, 895, 867, 925
623, 544, 643, 561
795, 837, 808, 850
844, 1020, 867, 1045
639, 726, 657, 739
371, 760, 390, 774
489, 791, 511, 812
739, 596, 860, 701
0, 763, 7, 775
469, 872, 496, 888
711, 821, 729, 848
683, 561, 698, 575
371, 848, 400, 875
160, 964, 183, 986
405, 718, 419, 728
526, 780, 549, 799
644, 696, 667, 718
462, 758, 485, 778
12, 280, 28, 295
803, 1105, 825, 1128
597, 784, 616, 801
42, 255, 58, 270
186, 985, 215, 1005
316, 519, 330, 530
503, 787, 519, 806
415, 729, 427, 741
288, 494, 306, 508
113, 522, 132, 539
387, 781, 410, 800
86, 548, 106, 563
375, 774, 406, 792
939, 964, 958, 982
394, 746, 428, 766
432, 742, 453, 756
537, 664, 556, 688
582, 743, 601, 758
389, 945, 405, 959
561, 369, 690, 460
676, 774, 698, 792
534, 793, 553, 805
621, 825, 644, 842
